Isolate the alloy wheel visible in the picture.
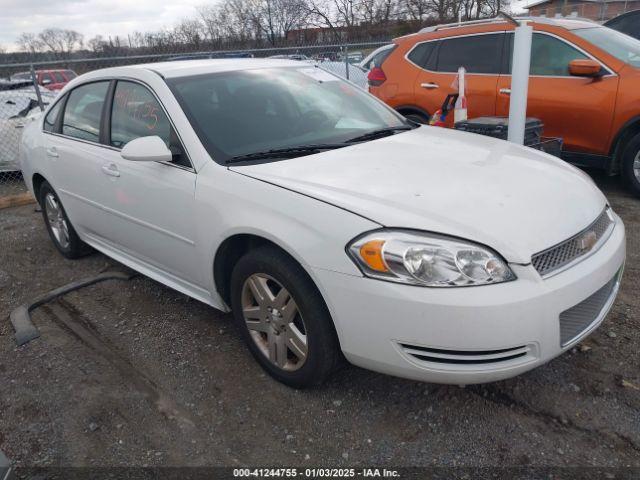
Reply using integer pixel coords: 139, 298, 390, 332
241, 273, 308, 371
44, 192, 70, 249
634, 151, 640, 182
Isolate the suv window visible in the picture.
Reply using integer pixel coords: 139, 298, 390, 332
407, 42, 438, 70
62, 81, 109, 142
44, 98, 64, 133
110, 81, 190, 167
435, 34, 502, 73
507, 33, 589, 76
362, 45, 395, 70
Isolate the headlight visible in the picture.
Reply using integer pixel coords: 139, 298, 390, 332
347, 230, 515, 287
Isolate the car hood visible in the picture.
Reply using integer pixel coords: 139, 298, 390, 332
230, 127, 607, 264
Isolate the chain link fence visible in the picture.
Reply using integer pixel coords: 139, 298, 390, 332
0, 40, 388, 200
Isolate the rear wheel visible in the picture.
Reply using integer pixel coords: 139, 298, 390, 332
400, 110, 429, 125
39, 181, 90, 259
622, 132, 640, 197
230, 245, 341, 388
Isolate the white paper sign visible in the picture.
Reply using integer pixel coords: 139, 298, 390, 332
298, 67, 339, 83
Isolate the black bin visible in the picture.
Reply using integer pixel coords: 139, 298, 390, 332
454, 116, 543, 147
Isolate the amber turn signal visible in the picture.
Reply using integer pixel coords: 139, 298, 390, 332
359, 240, 388, 272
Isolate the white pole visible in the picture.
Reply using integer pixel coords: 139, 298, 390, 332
507, 21, 533, 145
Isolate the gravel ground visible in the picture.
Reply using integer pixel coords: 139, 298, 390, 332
0, 171, 639, 471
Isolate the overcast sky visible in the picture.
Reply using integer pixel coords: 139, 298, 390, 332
0, 0, 204, 51
1, 0, 531, 52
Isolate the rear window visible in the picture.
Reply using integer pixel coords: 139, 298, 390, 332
407, 42, 438, 70
64, 70, 77, 79
62, 81, 109, 142
435, 34, 503, 74
363, 45, 395, 70
44, 97, 64, 133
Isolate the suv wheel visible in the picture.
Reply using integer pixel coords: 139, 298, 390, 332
401, 111, 430, 125
39, 181, 90, 258
622, 132, 640, 197
230, 245, 341, 388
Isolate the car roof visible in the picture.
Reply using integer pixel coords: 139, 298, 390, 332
82, 58, 303, 81
396, 16, 599, 42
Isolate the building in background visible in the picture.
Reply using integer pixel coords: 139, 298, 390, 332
526, 0, 640, 21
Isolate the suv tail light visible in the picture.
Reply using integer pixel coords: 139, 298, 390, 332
368, 67, 387, 87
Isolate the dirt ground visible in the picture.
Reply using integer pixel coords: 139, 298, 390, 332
0, 170, 639, 471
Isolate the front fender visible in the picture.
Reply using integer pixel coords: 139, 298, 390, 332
194, 164, 380, 298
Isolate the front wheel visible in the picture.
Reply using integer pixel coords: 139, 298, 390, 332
621, 132, 640, 197
230, 246, 341, 388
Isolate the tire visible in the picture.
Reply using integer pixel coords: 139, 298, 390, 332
621, 132, 640, 197
400, 111, 430, 125
230, 245, 341, 388
39, 181, 90, 259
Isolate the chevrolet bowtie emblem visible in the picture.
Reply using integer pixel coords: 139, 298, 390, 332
577, 231, 597, 251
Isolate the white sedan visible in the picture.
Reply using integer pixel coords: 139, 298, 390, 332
20, 59, 625, 388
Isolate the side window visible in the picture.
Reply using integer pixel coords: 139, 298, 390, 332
507, 33, 589, 76
43, 97, 64, 133
62, 81, 109, 142
436, 34, 502, 73
53, 72, 65, 83
407, 42, 437, 70
110, 81, 190, 168
364, 46, 395, 70
40, 73, 53, 85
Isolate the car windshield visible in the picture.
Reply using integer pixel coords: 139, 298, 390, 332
167, 67, 407, 163
574, 26, 640, 67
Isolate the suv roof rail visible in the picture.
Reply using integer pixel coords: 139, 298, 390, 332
417, 13, 594, 33
419, 17, 507, 33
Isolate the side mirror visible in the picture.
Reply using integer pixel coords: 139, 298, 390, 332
41, 78, 52, 86
120, 136, 172, 163
569, 59, 603, 77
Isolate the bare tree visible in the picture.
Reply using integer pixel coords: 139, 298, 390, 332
17, 32, 43, 54
175, 18, 206, 48
87, 35, 108, 53
36, 28, 83, 58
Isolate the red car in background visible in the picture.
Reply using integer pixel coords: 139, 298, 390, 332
9, 69, 77, 90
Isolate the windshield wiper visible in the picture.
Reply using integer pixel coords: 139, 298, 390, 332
345, 125, 414, 144
226, 144, 347, 164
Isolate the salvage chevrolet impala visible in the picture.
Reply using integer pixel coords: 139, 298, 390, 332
20, 59, 626, 387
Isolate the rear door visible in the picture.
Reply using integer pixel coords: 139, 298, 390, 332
496, 31, 619, 155
413, 32, 504, 124
42, 81, 113, 235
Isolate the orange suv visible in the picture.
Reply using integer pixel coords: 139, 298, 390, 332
368, 18, 640, 195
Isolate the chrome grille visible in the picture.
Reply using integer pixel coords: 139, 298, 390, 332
532, 209, 614, 277
559, 272, 620, 347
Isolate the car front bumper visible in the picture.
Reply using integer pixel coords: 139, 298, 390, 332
312, 214, 626, 384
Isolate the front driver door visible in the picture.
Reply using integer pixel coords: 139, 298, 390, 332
496, 32, 618, 154
92, 80, 202, 289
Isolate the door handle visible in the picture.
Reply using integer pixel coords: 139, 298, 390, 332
101, 163, 120, 177
45, 147, 58, 158
499, 88, 511, 95
15, 123, 25, 129
420, 82, 439, 89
